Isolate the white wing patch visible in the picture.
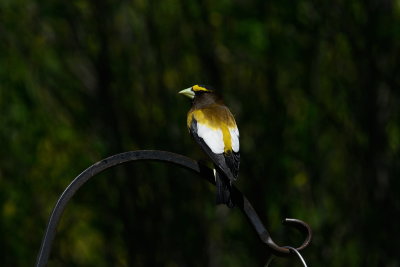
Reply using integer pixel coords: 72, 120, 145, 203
230, 127, 240, 152
197, 123, 225, 154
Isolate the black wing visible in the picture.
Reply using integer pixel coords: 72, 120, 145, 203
189, 118, 237, 182
224, 150, 240, 180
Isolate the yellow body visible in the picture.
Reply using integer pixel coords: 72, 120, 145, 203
187, 106, 236, 153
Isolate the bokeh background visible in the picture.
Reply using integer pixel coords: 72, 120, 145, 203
1, 0, 400, 266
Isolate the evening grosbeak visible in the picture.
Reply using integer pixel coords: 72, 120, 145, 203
179, 85, 240, 208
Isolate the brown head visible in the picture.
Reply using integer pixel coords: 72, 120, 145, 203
178, 85, 222, 109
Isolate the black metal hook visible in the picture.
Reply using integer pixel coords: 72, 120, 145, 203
35, 150, 312, 266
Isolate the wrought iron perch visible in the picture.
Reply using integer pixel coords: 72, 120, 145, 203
35, 150, 312, 266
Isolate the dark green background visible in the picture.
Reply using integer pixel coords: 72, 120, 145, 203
1, 0, 399, 266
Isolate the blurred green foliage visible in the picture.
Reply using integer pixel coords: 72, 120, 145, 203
1, 0, 400, 266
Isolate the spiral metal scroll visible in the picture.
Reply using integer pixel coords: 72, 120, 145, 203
35, 150, 312, 266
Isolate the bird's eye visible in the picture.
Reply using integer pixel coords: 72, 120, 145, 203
196, 91, 205, 95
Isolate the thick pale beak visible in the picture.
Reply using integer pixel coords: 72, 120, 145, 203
178, 87, 195, 99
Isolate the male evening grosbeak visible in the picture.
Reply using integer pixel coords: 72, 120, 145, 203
179, 85, 240, 208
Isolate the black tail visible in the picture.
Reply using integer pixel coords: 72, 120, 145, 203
214, 170, 234, 208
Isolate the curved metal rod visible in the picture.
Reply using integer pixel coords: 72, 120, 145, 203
35, 150, 312, 267
284, 246, 308, 267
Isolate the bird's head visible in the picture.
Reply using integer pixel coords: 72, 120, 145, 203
178, 85, 214, 99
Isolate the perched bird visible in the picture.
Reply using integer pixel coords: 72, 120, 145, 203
179, 85, 240, 208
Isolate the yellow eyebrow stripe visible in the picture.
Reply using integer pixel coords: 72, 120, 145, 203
192, 85, 212, 92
